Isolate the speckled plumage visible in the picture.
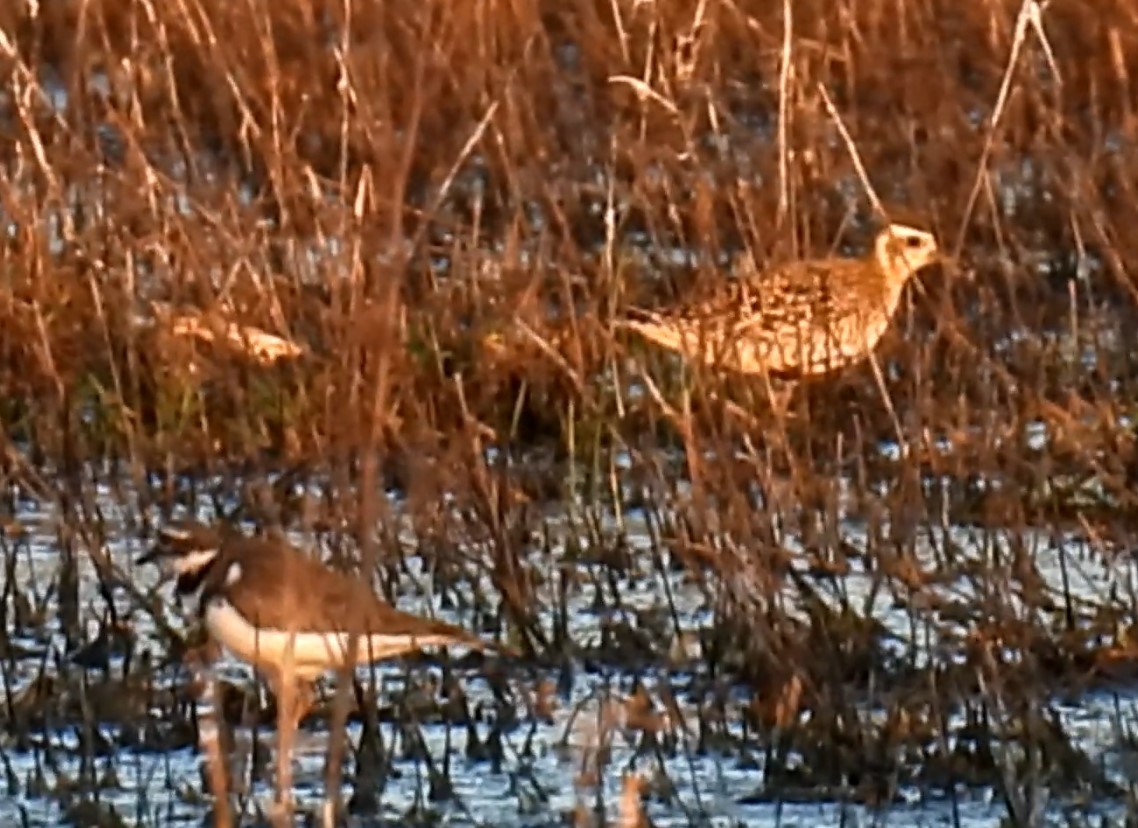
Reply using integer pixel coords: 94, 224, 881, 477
622, 223, 941, 379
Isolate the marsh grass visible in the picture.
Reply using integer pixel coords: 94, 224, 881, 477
1, 0, 1138, 824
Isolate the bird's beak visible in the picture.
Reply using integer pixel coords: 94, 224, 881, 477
135, 545, 164, 566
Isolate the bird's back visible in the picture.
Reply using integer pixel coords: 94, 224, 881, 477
626, 255, 899, 377
210, 538, 488, 649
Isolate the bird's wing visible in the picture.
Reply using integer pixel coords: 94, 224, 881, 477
675, 259, 847, 336
299, 559, 487, 648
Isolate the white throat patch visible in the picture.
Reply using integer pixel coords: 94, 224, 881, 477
169, 547, 219, 575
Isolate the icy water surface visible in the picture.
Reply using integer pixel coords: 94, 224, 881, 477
1, 480, 1137, 827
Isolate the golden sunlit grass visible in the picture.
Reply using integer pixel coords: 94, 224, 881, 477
0, 0, 1137, 821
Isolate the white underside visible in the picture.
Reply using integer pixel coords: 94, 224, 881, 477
204, 599, 464, 680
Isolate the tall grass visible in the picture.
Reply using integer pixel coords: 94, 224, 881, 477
0, 0, 1136, 822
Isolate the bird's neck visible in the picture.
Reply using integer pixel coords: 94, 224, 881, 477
873, 243, 915, 290
174, 551, 228, 604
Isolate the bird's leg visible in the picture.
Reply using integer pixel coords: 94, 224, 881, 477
189, 652, 234, 828
270, 668, 300, 827
321, 662, 357, 828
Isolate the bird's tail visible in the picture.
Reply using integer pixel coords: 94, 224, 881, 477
615, 310, 689, 352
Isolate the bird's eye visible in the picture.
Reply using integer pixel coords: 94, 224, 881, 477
905, 237, 923, 248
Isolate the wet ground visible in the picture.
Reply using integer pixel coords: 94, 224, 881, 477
1, 471, 1136, 827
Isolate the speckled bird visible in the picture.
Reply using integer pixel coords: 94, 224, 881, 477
621, 223, 941, 379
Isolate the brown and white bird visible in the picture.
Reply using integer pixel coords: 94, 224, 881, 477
138, 520, 497, 819
621, 223, 942, 381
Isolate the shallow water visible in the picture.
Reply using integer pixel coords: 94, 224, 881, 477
2, 478, 1136, 827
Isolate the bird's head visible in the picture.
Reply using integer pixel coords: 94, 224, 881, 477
136, 521, 223, 597
874, 223, 941, 285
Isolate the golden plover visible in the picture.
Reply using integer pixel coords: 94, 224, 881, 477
621, 223, 941, 381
